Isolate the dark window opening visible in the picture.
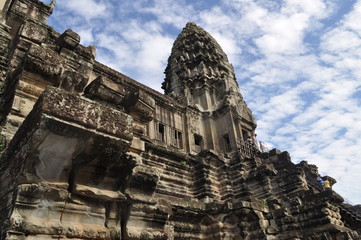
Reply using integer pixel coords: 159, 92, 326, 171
194, 134, 203, 152
157, 123, 166, 142
194, 134, 202, 146
223, 134, 231, 152
242, 129, 249, 141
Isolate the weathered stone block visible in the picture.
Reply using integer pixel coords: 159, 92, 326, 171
85, 76, 127, 107
73, 184, 126, 201
25, 44, 63, 83
126, 166, 160, 200
20, 20, 48, 43
39, 87, 133, 140
269, 148, 281, 156
122, 89, 155, 122
56, 29, 80, 50
85, 76, 155, 123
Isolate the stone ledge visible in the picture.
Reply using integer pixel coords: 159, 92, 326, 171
74, 184, 127, 202
38, 86, 133, 140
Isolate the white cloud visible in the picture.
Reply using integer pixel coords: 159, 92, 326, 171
283, 0, 328, 17
255, 13, 308, 54
199, 7, 234, 28
138, 35, 173, 72
342, 1, 361, 32
322, 30, 361, 52
237, 0, 361, 203
140, 0, 196, 28
77, 29, 94, 45
62, 0, 107, 21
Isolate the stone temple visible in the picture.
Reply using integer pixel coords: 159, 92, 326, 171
0, 0, 360, 239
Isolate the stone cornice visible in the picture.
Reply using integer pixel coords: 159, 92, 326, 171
93, 61, 186, 113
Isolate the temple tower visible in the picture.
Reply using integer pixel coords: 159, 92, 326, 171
163, 22, 257, 155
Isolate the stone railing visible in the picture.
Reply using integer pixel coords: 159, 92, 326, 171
171, 138, 182, 148
194, 145, 201, 153
237, 138, 256, 157
156, 132, 164, 142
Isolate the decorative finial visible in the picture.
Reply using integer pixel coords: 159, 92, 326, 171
49, 0, 56, 12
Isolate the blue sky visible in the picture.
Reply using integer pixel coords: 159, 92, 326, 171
47, 0, 361, 204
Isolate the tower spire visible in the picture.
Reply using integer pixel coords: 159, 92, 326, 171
163, 22, 240, 109
163, 22, 256, 154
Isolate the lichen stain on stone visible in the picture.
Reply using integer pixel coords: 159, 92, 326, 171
35, 132, 79, 181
